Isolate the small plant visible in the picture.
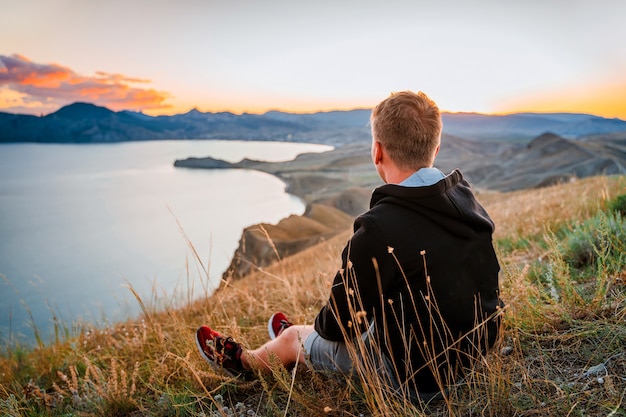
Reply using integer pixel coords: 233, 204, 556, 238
47, 358, 141, 415
496, 236, 531, 253
561, 210, 625, 272
607, 193, 626, 216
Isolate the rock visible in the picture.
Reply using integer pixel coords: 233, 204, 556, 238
222, 204, 354, 280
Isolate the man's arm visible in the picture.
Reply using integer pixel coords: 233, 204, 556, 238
314, 215, 394, 341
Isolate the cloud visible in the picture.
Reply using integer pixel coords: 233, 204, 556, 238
0, 54, 171, 113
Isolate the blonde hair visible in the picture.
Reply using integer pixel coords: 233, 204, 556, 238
370, 91, 442, 170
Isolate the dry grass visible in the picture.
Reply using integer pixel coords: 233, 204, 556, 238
1, 174, 624, 416
478, 176, 621, 240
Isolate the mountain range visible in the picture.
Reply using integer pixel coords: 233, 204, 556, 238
2, 101, 625, 280
2, 102, 626, 145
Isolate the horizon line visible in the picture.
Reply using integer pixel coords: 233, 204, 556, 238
2, 101, 624, 121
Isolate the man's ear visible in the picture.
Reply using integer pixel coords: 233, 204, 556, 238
434, 144, 440, 158
373, 141, 383, 164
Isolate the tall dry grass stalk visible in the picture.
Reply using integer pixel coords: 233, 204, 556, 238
326, 248, 506, 416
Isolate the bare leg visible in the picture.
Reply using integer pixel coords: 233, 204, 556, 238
240, 325, 316, 372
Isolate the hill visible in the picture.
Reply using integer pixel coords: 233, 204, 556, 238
462, 132, 626, 191
1, 175, 624, 416
2, 102, 626, 144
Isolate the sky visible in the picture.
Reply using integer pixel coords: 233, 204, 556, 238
1, 0, 625, 118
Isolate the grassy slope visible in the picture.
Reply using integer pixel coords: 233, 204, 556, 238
1, 175, 624, 416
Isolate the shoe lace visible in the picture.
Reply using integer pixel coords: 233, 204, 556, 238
216, 336, 239, 361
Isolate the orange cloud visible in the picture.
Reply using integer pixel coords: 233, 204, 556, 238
0, 54, 171, 113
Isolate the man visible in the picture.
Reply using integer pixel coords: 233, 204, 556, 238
196, 91, 503, 401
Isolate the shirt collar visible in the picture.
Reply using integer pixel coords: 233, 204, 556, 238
399, 167, 445, 187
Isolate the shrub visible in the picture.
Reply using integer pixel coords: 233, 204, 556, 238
561, 210, 625, 272
608, 193, 626, 215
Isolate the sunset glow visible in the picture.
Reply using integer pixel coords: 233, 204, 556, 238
1, 1, 625, 118
497, 79, 626, 119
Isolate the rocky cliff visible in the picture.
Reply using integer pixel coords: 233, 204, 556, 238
222, 203, 355, 279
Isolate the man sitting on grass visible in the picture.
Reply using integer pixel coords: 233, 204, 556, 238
196, 90, 504, 402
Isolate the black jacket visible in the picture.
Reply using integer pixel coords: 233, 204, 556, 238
314, 169, 503, 393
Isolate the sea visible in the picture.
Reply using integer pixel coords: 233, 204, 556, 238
0, 140, 333, 344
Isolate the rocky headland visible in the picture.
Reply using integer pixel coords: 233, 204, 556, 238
175, 143, 377, 279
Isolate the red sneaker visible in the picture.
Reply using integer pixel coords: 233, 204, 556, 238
268, 312, 293, 340
195, 325, 244, 375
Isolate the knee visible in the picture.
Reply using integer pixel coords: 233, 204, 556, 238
277, 325, 313, 349
277, 326, 301, 346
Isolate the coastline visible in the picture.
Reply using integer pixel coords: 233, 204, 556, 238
174, 142, 379, 205
174, 143, 379, 279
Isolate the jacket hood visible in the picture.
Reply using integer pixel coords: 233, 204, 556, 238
369, 169, 494, 238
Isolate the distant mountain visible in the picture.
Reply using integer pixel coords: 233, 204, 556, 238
1, 102, 626, 145
440, 112, 626, 143
0, 102, 169, 143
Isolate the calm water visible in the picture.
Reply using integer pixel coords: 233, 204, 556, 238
0, 140, 332, 343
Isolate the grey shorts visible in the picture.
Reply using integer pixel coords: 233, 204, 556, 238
303, 330, 358, 373
303, 327, 442, 402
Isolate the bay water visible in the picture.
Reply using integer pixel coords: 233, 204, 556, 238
0, 140, 332, 344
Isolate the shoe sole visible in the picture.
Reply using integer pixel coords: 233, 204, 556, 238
268, 313, 294, 340
268, 314, 278, 340
268, 313, 290, 340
